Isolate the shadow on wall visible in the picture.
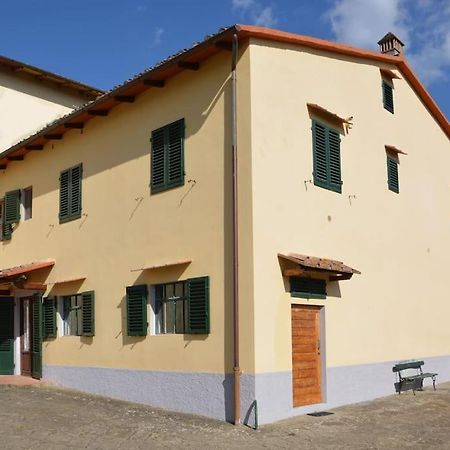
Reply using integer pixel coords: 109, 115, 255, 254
47, 279, 85, 298
27, 53, 234, 201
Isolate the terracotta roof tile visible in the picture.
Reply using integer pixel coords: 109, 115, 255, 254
279, 253, 360, 275
0, 261, 55, 280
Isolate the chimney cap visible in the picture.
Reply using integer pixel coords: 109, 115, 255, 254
377, 32, 405, 47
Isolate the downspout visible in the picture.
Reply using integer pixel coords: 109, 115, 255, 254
231, 32, 241, 426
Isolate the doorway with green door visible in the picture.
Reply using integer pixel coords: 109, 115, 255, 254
0, 294, 42, 379
0, 297, 15, 375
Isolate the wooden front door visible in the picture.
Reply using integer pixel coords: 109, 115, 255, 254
20, 297, 33, 376
0, 297, 15, 375
291, 305, 322, 407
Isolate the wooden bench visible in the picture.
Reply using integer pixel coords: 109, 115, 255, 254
392, 360, 438, 394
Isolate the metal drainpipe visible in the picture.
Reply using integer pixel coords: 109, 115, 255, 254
231, 32, 241, 426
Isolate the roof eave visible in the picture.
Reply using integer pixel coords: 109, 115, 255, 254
0, 55, 103, 98
0, 24, 447, 169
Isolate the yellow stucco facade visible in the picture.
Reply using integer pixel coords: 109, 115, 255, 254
248, 38, 450, 374
1, 48, 255, 375
0, 28, 449, 423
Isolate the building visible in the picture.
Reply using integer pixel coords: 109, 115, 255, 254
0, 54, 102, 152
0, 25, 449, 425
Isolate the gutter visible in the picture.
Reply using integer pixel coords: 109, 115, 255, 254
231, 32, 241, 425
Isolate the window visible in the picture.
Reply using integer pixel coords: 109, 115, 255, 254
387, 155, 399, 193
125, 276, 210, 336
312, 120, 342, 193
151, 119, 185, 193
61, 291, 95, 336
59, 163, 82, 223
155, 281, 188, 334
382, 80, 394, 113
23, 186, 32, 220
290, 277, 327, 299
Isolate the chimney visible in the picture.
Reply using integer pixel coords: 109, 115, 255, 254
377, 32, 405, 56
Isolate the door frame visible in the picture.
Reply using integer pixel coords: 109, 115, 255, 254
291, 303, 327, 407
12, 290, 44, 376
19, 296, 33, 377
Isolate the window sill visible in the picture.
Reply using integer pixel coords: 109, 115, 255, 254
291, 292, 326, 300
59, 213, 82, 224
151, 180, 184, 194
313, 180, 342, 194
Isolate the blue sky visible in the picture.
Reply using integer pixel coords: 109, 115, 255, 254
1, 0, 449, 118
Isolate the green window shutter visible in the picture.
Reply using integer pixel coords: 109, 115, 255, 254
290, 277, 327, 299
42, 297, 57, 339
81, 291, 95, 337
1, 223, 12, 241
151, 127, 166, 192
151, 119, 185, 193
382, 80, 394, 113
1, 201, 12, 241
126, 285, 148, 336
4, 190, 21, 225
31, 294, 43, 379
312, 121, 342, 193
328, 129, 342, 193
59, 164, 82, 223
312, 121, 328, 189
167, 119, 184, 187
187, 276, 209, 334
59, 169, 70, 221
70, 164, 82, 218
387, 156, 399, 193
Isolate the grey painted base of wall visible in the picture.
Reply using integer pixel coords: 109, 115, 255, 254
256, 354, 450, 424
43, 365, 255, 423
43, 354, 450, 425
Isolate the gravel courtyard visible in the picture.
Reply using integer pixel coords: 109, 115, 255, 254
0, 381, 449, 449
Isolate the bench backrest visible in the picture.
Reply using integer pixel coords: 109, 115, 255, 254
392, 360, 424, 373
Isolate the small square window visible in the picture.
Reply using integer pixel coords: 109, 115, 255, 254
290, 277, 327, 299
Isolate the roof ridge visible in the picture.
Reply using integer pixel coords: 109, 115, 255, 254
0, 54, 103, 97
0, 24, 447, 167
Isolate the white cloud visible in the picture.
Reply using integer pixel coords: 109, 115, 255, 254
327, 0, 410, 50
232, 0, 278, 27
232, 0, 254, 9
326, 0, 450, 85
150, 27, 164, 48
136, 5, 147, 13
254, 6, 277, 27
